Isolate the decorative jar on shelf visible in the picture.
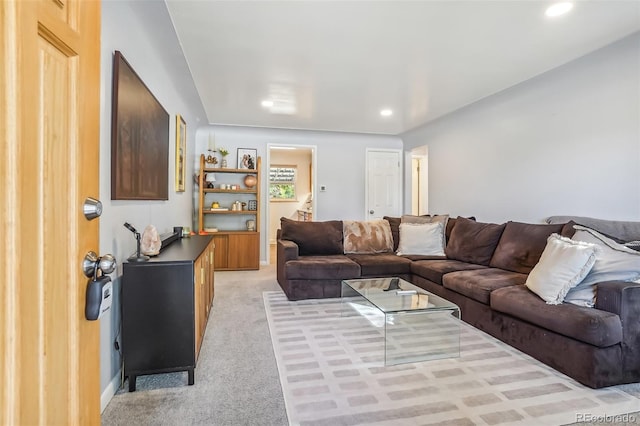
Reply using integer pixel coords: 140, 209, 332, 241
243, 174, 257, 188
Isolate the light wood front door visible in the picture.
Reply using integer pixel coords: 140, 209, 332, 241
1, 0, 102, 424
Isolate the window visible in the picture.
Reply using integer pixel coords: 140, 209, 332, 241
269, 165, 296, 200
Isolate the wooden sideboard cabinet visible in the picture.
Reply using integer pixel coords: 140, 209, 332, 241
122, 235, 214, 391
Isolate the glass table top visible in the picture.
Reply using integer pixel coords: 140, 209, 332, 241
342, 277, 459, 314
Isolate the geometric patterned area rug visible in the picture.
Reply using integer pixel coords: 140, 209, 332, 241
263, 291, 640, 426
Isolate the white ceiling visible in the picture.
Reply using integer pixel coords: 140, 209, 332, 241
166, 1, 640, 135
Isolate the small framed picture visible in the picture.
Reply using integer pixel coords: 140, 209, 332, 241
237, 148, 257, 170
175, 115, 186, 192
248, 200, 257, 211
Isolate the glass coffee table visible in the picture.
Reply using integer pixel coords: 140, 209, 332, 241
341, 277, 461, 365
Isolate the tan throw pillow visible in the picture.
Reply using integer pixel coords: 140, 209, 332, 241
396, 222, 445, 256
525, 233, 598, 305
343, 220, 394, 254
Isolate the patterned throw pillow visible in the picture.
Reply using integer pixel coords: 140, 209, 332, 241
343, 220, 394, 254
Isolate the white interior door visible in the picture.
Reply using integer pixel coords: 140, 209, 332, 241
366, 149, 402, 219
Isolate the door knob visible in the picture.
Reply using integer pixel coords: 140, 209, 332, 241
369, 210, 374, 214
83, 251, 116, 278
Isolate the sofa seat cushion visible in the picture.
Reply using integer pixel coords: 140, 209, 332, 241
489, 221, 565, 274
401, 254, 447, 262
491, 285, 622, 348
286, 255, 361, 280
347, 253, 412, 276
442, 268, 528, 305
411, 259, 488, 285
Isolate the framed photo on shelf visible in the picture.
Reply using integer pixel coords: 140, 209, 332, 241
237, 148, 257, 170
175, 114, 186, 192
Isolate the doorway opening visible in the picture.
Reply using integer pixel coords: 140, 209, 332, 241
267, 144, 316, 265
411, 146, 428, 215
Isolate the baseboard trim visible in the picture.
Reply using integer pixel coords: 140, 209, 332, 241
101, 369, 122, 413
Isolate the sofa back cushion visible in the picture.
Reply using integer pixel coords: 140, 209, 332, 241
280, 217, 343, 255
383, 216, 401, 252
445, 217, 505, 266
446, 216, 476, 244
343, 220, 393, 254
547, 215, 640, 242
489, 221, 565, 274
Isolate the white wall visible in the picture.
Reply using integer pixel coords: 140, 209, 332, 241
195, 125, 403, 260
99, 0, 206, 408
269, 150, 313, 244
402, 33, 640, 224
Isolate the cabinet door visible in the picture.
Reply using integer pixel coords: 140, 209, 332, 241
123, 263, 195, 372
229, 233, 260, 270
212, 234, 229, 269
194, 255, 206, 357
208, 243, 215, 305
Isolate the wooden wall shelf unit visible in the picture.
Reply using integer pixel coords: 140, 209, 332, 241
122, 235, 214, 391
198, 154, 260, 270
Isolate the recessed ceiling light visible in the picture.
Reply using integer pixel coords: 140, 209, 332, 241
380, 109, 393, 117
545, 2, 573, 17
261, 100, 274, 108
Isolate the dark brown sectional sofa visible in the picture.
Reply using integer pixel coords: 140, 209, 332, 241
276, 216, 640, 389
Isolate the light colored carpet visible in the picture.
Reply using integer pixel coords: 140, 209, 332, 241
101, 265, 288, 426
264, 291, 640, 426
101, 264, 640, 426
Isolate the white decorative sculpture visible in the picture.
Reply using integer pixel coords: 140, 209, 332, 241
141, 225, 161, 256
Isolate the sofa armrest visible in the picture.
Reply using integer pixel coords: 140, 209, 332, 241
596, 280, 640, 375
278, 239, 299, 263
595, 280, 640, 317
277, 238, 299, 293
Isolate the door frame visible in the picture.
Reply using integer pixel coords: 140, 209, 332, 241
408, 145, 428, 215
411, 153, 428, 215
365, 148, 403, 219
266, 143, 317, 265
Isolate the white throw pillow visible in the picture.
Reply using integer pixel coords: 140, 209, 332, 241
525, 233, 597, 305
566, 225, 640, 307
401, 214, 449, 248
396, 222, 445, 256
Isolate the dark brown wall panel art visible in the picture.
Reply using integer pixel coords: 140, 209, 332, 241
111, 50, 169, 200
